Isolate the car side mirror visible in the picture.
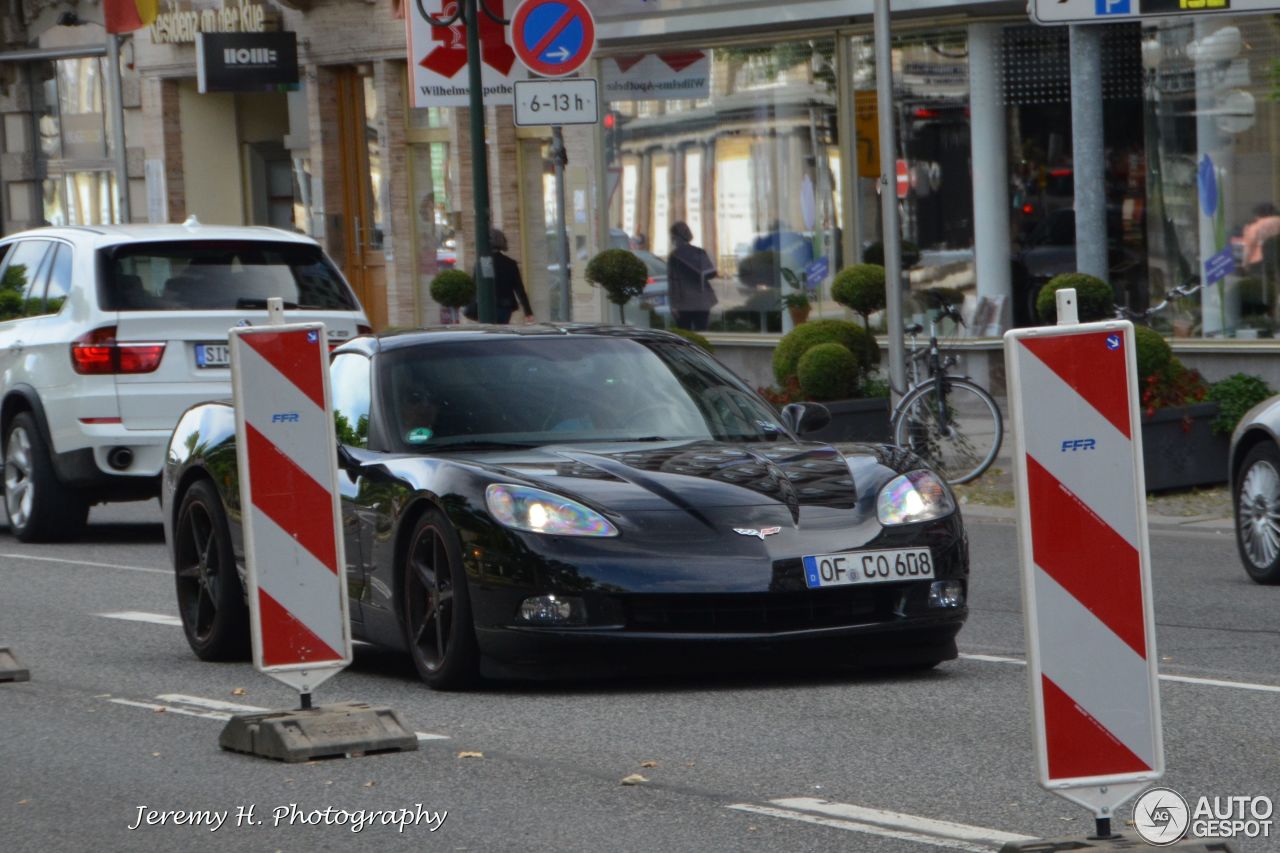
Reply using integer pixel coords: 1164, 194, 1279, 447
781, 402, 831, 436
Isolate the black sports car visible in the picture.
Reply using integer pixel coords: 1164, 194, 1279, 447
162, 325, 968, 689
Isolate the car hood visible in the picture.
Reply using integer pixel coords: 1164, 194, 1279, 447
438, 439, 903, 518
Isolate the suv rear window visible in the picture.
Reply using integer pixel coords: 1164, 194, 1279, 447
101, 240, 359, 312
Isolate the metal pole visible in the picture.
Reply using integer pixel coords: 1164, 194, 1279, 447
552, 126, 571, 322
464, 0, 496, 323
106, 35, 131, 224
1069, 25, 1107, 282
873, 0, 905, 399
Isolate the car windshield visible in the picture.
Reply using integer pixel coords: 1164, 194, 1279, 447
101, 240, 359, 311
382, 336, 787, 451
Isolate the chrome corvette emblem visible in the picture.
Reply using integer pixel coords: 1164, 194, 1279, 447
733, 527, 782, 540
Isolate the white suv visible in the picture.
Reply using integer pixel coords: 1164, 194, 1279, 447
0, 221, 370, 541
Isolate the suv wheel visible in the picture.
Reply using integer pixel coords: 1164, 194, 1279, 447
4, 411, 88, 541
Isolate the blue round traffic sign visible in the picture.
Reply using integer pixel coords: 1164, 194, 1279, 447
511, 0, 596, 78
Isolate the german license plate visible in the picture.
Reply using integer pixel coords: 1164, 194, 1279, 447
195, 343, 230, 368
802, 548, 934, 589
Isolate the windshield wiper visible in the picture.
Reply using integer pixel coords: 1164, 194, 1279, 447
236, 297, 299, 309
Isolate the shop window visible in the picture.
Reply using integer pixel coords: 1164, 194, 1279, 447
604, 39, 839, 334
1143, 17, 1280, 339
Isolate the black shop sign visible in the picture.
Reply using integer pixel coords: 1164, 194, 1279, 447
197, 32, 299, 94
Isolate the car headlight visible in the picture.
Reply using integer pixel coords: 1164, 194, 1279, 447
485, 484, 619, 537
876, 470, 956, 525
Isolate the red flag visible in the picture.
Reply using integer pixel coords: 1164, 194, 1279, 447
104, 0, 158, 34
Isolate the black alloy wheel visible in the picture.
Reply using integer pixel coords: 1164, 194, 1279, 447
174, 479, 250, 660
3, 411, 87, 542
1234, 442, 1280, 584
402, 509, 478, 690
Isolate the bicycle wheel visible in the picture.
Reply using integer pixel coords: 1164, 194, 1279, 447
891, 377, 1003, 485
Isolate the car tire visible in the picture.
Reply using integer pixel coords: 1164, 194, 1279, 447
3, 411, 87, 542
1234, 442, 1280, 584
401, 508, 479, 690
173, 479, 250, 660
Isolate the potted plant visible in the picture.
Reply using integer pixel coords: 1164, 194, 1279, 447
759, 318, 890, 442
831, 263, 885, 330
782, 290, 811, 325
429, 269, 476, 324
586, 248, 648, 324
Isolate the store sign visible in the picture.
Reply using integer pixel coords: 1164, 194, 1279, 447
407, 0, 528, 108
197, 32, 299, 93
150, 0, 270, 45
601, 52, 709, 102
1030, 0, 1280, 25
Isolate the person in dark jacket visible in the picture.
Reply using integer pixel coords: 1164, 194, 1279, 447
666, 221, 718, 331
491, 228, 534, 324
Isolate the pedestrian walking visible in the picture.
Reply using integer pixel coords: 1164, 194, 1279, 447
465, 229, 534, 324
666, 221, 717, 331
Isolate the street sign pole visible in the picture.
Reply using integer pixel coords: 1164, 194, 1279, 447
418, 0, 505, 323
874, 0, 905, 401
552, 125, 572, 321
464, 0, 497, 323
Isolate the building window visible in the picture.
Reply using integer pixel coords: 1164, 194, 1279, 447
604, 39, 839, 333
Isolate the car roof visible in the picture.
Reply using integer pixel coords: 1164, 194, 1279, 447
0, 221, 319, 249
349, 323, 690, 355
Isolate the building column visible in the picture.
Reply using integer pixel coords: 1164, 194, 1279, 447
968, 23, 1012, 330
379, 60, 413, 328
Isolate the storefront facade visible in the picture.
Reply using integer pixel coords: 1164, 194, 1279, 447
4, 0, 1280, 389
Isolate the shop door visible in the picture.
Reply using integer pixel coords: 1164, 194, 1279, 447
336, 68, 387, 328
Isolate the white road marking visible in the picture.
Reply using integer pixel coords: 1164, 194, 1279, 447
727, 804, 997, 852
1, 553, 168, 575
156, 693, 268, 713
97, 611, 182, 627
961, 652, 1280, 695
109, 699, 232, 722
106, 694, 450, 741
772, 798, 1034, 845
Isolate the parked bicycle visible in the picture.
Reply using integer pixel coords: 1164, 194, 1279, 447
1114, 277, 1202, 323
890, 292, 1004, 485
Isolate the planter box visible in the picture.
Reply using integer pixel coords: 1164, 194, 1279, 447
800, 397, 892, 443
1140, 402, 1229, 492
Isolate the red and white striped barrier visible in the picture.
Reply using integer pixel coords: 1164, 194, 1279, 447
1004, 319, 1163, 816
231, 321, 351, 694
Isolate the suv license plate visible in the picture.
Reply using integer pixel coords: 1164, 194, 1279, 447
802, 548, 934, 589
195, 343, 230, 368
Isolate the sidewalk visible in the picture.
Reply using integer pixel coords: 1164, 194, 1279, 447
949, 399, 1234, 533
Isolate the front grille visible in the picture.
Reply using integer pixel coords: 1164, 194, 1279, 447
619, 586, 912, 634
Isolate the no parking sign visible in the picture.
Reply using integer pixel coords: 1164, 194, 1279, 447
510, 0, 595, 77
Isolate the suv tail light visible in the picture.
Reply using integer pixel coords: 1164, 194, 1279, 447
71, 326, 166, 375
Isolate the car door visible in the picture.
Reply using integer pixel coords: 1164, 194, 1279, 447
0, 239, 55, 388
331, 351, 373, 623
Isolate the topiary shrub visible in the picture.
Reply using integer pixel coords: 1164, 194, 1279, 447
772, 318, 877, 386
1208, 373, 1275, 435
429, 269, 475, 309
1035, 272, 1115, 324
863, 240, 920, 268
1133, 324, 1172, 381
797, 343, 860, 401
666, 327, 714, 352
831, 264, 885, 329
737, 250, 782, 288
585, 248, 648, 323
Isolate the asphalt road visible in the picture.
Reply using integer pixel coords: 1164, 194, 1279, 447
1, 501, 1277, 853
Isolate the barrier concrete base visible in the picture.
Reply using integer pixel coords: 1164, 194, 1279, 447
219, 701, 418, 763
999, 832, 1239, 852
0, 647, 29, 682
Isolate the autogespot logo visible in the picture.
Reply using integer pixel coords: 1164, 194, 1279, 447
1134, 787, 1190, 845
